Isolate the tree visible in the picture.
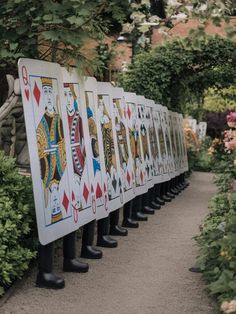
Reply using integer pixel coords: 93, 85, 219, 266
118, 36, 236, 113
0, 0, 131, 103
203, 86, 236, 113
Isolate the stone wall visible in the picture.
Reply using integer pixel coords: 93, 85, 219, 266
0, 76, 30, 168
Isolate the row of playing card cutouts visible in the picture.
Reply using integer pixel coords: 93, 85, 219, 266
18, 59, 188, 245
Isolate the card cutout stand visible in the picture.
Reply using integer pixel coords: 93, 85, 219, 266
97, 82, 124, 212
169, 111, 181, 177
19, 58, 81, 245
61, 68, 99, 225
138, 97, 154, 190
179, 114, 189, 172
124, 92, 147, 196
155, 105, 170, 183
163, 107, 176, 179
145, 99, 164, 185
83, 77, 109, 219
112, 87, 136, 204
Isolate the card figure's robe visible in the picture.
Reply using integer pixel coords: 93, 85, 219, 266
68, 111, 85, 178
140, 124, 149, 160
36, 111, 66, 223
150, 126, 158, 161
116, 119, 129, 166
100, 109, 117, 174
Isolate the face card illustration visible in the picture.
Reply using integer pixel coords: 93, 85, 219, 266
163, 108, 175, 177
112, 87, 135, 203
175, 114, 184, 172
151, 108, 163, 176
136, 96, 154, 190
169, 111, 179, 174
142, 99, 154, 189
124, 93, 147, 196
146, 100, 163, 185
174, 112, 184, 173
62, 68, 98, 226
18, 59, 76, 245
179, 114, 189, 172
157, 105, 171, 181
84, 77, 109, 219
97, 82, 124, 211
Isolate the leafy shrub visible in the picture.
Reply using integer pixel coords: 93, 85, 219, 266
0, 151, 37, 296
195, 150, 236, 312
119, 37, 236, 112
187, 137, 214, 173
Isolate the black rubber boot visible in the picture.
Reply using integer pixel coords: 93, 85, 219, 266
81, 220, 103, 259
175, 175, 184, 191
143, 190, 160, 211
110, 209, 128, 236
166, 180, 175, 199
183, 173, 189, 188
161, 182, 171, 202
132, 196, 148, 221
36, 242, 65, 289
155, 183, 165, 205
149, 186, 161, 209
150, 187, 161, 209
63, 231, 89, 273
122, 201, 139, 228
97, 217, 118, 248
155, 196, 165, 206
170, 178, 179, 195
166, 191, 175, 199
142, 193, 155, 214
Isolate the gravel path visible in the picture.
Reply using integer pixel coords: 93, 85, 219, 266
1, 172, 218, 314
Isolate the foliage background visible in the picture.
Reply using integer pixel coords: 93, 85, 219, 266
119, 36, 236, 114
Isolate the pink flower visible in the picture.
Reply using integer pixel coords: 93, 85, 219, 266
227, 112, 236, 123
225, 139, 236, 150
232, 180, 236, 191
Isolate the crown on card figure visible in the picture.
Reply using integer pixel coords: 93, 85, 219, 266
41, 77, 53, 87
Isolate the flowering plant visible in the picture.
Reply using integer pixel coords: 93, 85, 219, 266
223, 130, 236, 151
194, 112, 236, 314
227, 112, 236, 129
221, 300, 236, 313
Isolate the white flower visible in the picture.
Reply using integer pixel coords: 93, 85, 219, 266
172, 13, 187, 22
168, 0, 181, 7
122, 23, 134, 34
199, 4, 207, 12
141, 0, 150, 6
130, 11, 146, 24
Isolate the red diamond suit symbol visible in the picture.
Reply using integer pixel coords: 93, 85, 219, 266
33, 81, 41, 106
62, 192, 69, 212
96, 184, 102, 199
83, 183, 89, 204
127, 171, 131, 185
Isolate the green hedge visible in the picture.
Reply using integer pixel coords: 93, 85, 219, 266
0, 151, 37, 296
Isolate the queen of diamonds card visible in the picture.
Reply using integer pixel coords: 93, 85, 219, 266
18, 59, 73, 245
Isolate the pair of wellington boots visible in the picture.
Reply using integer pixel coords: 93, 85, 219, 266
36, 231, 88, 289
80, 213, 128, 259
